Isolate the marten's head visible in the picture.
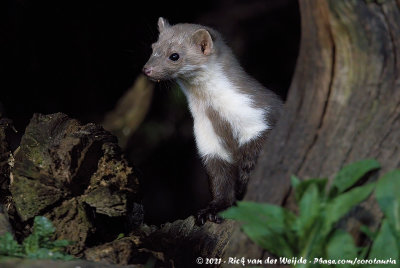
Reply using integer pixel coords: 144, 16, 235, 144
143, 17, 216, 82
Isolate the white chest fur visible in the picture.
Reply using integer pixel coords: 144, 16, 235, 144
177, 64, 270, 163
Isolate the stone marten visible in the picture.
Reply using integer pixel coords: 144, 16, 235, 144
143, 17, 282, 225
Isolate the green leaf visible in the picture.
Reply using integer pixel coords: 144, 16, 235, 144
32, 216, 55, 238
295, 183, 320, 239
221, 202, 295, 257
0, 232, 23, 257
292, 178, 328, 202
375, 170, 400, 234
322, 182, 375, 235
49, 239, 74, 249
360, 225, 376, 240
291, 175, 300, 189
0, 216, 73, 260
369, 220, 399, 263
23, 216, 56, 254
221, 201, 295, 234
23, 233, 40, 255
116, 233, 125, 240
329, 159, 380, 198
242, 223, 294, 257
327, 229, 357, 266
23, 216, 71, 258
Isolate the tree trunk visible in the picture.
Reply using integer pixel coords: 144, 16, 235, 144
226, 0, 400, 261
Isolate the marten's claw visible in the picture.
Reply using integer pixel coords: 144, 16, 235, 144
196, 208, 223, 225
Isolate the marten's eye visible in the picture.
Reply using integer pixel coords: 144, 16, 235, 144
169, 53, 180, 61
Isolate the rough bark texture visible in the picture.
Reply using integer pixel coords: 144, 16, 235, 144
225, 0, 400, 262
84, 236, 147, 265
1, 113, 173, 267
9, 113, 143, 255
142, 216, 235, 267
0, 119, 15, 205
0, 119, 17, 237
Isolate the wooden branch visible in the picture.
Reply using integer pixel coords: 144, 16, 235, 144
103, 75, 154, 149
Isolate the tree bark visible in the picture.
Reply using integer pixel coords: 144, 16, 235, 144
226, 0, 400, 261
8, 113, 143, 255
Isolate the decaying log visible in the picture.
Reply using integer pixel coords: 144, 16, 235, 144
0, 118, 15, 203
84, 216, 235, 266
84, 236, 145, 265
142, 217, 235, 267
9, 113, 142, 255
0, 118, 17, 236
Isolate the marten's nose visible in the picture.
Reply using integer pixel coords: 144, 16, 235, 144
142, 67, 153, 76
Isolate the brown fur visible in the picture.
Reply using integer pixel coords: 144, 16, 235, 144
143, 18, 283, 225
206, 105, 271, 201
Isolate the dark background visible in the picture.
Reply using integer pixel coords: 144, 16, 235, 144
1, 0, 300, 225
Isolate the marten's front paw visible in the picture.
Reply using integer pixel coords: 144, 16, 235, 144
196, 207, 224, 225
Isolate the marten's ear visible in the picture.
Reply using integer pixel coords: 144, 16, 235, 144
192, 29, 213, 56
158, 17, 170, 32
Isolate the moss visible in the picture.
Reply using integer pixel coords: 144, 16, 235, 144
10, 176, 63, 221
83, 187, 127, 217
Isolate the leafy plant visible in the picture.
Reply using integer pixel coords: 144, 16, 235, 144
368, 170, 400, 261
0, 216, 74, 260
221, 159, 400, 266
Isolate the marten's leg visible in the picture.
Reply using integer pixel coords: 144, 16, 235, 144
196, 157, 237, 225
235, 134, 267, 200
